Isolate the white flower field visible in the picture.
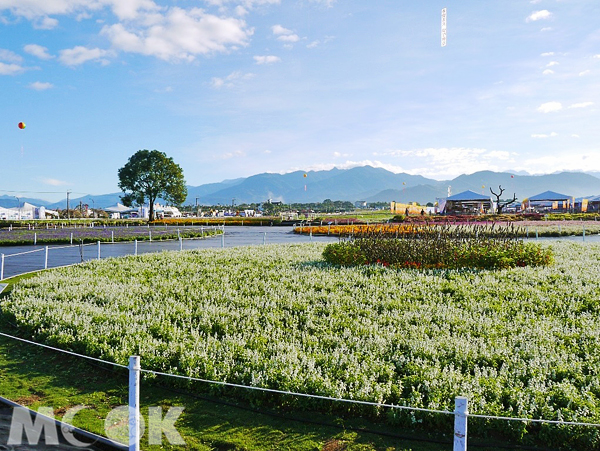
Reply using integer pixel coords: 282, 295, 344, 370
2, 241, 600, 447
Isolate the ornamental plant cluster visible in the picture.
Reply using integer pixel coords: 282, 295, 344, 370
2, 242, 599, 449
323, 223, 553, 270
0, 225, 221, 246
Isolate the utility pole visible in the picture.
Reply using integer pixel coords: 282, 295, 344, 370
14, 196, 20, 220
195, 197, 199, 217
66, 190, 71, 220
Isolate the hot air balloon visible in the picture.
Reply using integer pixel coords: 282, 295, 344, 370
18, 122, 26, 129
303, 173, 307, 178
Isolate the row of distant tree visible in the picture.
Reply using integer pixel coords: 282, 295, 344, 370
115, 149, 435, 220
180, 200, 393, 215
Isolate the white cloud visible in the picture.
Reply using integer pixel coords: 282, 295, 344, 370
0, 49, 22, 63
307, 40, 320, 48
531, 132, 558, 138
24, 44, 54, 60
42, 178, 69, 186
333, 151, 351, 158
546, 61, 559, 67
594, 54, 600, 59
210, 70, 254, 88
254, 55, 281, 64
234, 6, 248, 16
542, 69, 554, 75
526, 10, 552, 22
0, 62, 25, 75
272, 24, 292, 35
519, 153, 600, 175
537, 101, 562, 113
568, 102, 593, 109
579, 70, 590, 76
59, 46, 112, 66
571, 134, 580, 138
272, 24, 299, 43
101, 8, 251, 61
0, 0, 159, 22
34, 16, 59, 29
307, 0, 336, 7
541, 52, 554, 56
530, 0, 542, 3
29, 81, 53, 90
540, 27, 552, 32
277, 34, 299, 42
370, 147, 516, 180
216, 150, 246, 160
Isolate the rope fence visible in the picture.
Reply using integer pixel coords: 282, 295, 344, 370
0, 331, 599, 450
0, 225, 224, 280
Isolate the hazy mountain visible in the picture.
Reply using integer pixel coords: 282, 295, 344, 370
7, 166, 600, 209
0, 195, 49, 209
189, 166, 439, 205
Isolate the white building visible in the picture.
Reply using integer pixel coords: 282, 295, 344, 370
0, 203, 56, 220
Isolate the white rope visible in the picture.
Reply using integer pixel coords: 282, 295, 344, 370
0, 332, 128, 369
140, 368, 452, 415
2, 248, 44, 257
468, 412, 600, 428
1, 331, 598, 428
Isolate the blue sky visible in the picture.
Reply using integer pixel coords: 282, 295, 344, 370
1, 0, 599, 201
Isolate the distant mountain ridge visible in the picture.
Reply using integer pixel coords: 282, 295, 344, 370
2, 167, 600, 209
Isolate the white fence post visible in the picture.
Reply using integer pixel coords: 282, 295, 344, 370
70, 232, 73, 245
454, 396, 468, 451
1, 254, 4, 280
149, 230, 152, 242
263, 232, 266, 245
97, 241, 101, 260
135, 239, 138, 256
112, 231, 114, 243
45, 246, 49, 269
34, 232, 37, 245
221, 231, 225, 248
128, 355, 141, 451
179, 237, 183, 251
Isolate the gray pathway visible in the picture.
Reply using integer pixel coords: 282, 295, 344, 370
0, 226, 339, 280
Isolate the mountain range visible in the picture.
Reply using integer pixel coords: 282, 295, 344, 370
2, 167, 600, 209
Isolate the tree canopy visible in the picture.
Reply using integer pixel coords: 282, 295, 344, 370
118, 150, 187, 221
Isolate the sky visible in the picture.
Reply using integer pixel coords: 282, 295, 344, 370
1, 0, 599, 202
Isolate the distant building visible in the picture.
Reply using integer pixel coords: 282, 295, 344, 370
0, 203, 56, 220
441, 190, 493, 215
522, 191, 573, 213
354, 201, 368, 208
583, 195, 600, 213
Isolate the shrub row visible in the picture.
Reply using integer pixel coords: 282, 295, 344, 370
323, 224, 553, 270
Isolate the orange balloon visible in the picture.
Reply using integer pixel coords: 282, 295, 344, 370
18, 122, 26, 129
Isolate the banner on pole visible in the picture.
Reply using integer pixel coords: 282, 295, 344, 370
441, 8, 447, 47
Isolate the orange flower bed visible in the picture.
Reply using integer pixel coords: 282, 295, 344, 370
294, 224, 416, 236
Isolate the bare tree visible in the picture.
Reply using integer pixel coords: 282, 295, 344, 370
490, 185, 517, 214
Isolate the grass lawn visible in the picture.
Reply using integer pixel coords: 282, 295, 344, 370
0, 324, 472, 451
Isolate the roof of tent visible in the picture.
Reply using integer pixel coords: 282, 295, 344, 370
527, 190, 571, 201
446, 190, 491, 201
104, 203, 136, 213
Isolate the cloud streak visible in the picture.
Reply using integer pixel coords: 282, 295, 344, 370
526, 10, 552, 22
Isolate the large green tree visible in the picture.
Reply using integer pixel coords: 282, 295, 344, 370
118, 150, 187, 221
